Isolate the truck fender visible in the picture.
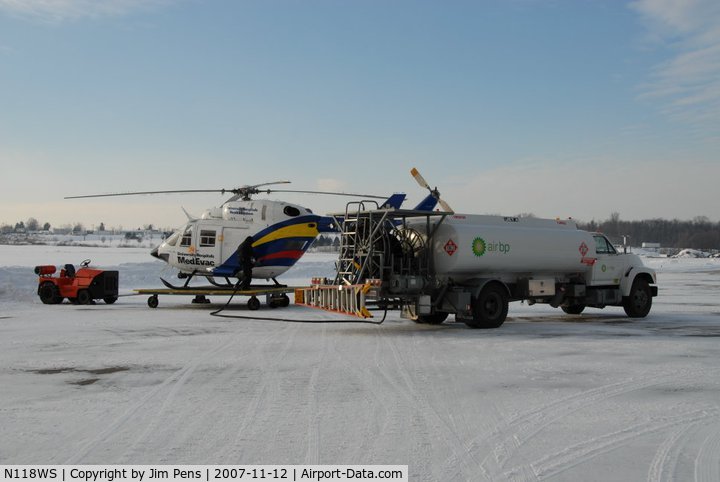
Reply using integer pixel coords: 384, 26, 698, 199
461, 278, 511, 299
620, 269, 656, 297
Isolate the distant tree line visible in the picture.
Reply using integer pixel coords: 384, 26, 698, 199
576, 213, 720, 250
0, 217, 167, 235
3, 214, 719, 250
311, 234, 340, 249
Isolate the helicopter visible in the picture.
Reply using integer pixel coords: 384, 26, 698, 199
65, 182, 418, 288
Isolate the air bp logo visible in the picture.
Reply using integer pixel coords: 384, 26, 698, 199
472, 237, 487, 257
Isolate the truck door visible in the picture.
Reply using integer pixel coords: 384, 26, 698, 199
590, 235, 623, 286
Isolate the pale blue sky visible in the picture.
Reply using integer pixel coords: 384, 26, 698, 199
1, 0, 718, 229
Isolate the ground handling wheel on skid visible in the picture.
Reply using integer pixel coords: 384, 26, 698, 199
267, 293, 291, 309
147, 295, 159, 309
247, 296, 261, 311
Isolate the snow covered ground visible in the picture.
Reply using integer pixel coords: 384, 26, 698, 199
1, 246, 719, 481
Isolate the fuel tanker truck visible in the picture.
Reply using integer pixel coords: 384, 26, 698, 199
327, 206, 658, 329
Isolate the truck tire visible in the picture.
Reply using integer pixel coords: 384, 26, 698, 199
562, 304, 585, 315
104, 296, 118, 304
623, 278, 652, 318
39, 282, 61, 304
465, 283, 508, 329
417, 312, 448, 325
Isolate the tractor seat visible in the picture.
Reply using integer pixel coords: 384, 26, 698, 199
64, 264, 76, 277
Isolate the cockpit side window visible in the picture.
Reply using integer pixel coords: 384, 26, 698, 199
180, 226, 193, 247
283, 206, 301, 217
594, 235, 617, 255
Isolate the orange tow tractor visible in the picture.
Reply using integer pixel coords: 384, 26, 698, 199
35, 259, 119, 305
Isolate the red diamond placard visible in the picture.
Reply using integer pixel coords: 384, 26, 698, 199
579, 242, 589, 257
444, 239, 458, 256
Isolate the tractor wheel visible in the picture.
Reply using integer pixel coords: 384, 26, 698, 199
39, 282, 61, 304
76, 289, 91, 305
104, 296, 118, 304
278, 294, 290, 307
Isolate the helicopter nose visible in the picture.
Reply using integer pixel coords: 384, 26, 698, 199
150, 245, 169, 262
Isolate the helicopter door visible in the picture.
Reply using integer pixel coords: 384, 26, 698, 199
195, 226, 221, 269
221, 227, 251, 265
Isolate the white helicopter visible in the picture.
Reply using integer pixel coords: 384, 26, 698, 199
66, 182, 413, 288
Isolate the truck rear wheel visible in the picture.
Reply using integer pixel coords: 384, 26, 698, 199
39, 282, 61, 304
623, 278, 652, 318
416, 312, 448, 325
562, 304, 585, 315
465, 284, 508, 329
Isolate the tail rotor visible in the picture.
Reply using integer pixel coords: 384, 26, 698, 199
410, 168, 454, 213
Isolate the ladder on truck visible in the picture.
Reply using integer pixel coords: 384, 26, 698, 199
333, 201, 394, 286
295, 204, 449, 319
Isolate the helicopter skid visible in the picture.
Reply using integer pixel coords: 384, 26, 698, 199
134, 285, 298, 310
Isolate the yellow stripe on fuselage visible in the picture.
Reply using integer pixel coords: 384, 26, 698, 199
253, 223, 319, 247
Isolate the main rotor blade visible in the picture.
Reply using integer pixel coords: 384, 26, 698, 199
250, 180, 291, 189
64, 189, 224, 199
65, 181, 293, 200
270, 189, 386, 200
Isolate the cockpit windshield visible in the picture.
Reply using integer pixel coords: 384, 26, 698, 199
164, 230, 181, 247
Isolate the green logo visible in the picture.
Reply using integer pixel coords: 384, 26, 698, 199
472, 237, 486, 257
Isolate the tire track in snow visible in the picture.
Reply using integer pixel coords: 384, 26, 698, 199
449, 373, 674, 481
647, 423, 699, 482
381, 329, 491, 481
694, 421, 720, 482
323, 325, 393, 463
303, 323, 327, 465
222, 323, 304, 463
527, 409, 719, 480
63, 334, 238, 463
123, 326, 286, 462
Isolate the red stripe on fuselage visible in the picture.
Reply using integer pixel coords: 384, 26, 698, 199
258, 250, 305, 262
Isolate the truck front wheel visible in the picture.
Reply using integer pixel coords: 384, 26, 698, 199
623, 278, 652, 318
465, 284, 508, 329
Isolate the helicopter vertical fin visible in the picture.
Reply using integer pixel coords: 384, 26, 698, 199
380, 193, 406, 209
413, 193, 438, 211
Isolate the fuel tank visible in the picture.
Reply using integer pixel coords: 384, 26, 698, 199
409, 215, 596, 277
